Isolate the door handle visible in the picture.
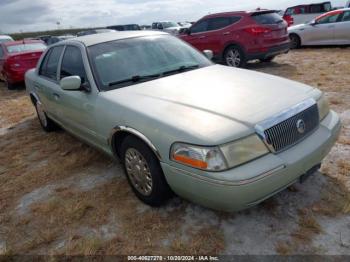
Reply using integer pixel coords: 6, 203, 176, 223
34, 84, 43, 90
198, 36, 206, 39
223, 32, 231, 35
53, 93, 60, 100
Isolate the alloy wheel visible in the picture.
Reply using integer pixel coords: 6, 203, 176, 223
226, 49, 241, 67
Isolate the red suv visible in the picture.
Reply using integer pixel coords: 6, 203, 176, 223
180, 10, 290, 67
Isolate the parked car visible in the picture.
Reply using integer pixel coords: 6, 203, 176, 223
283, 1, 332, 26
0, 35, 14, 43
77, 29, 116, 37
107, 24, 141, 31
151, 22, 182, 34
0, 40, 46, 89
46, 35, 75, 46
25, 31, 340, 212
33, 35, 52, 44
140, 25, 152, 30
180, 10, 290, 67
288, 8, 350, 48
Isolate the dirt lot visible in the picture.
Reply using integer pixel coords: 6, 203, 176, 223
0, 48, 349, 255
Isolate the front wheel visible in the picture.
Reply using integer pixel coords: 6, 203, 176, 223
289, 34, 301, 49
120, 136, 172, 206
34, 102, 58, 132
224, 46, 246, 68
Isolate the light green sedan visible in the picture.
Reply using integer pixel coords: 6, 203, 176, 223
25, 31, 341, 212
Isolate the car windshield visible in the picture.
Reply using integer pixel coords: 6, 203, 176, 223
162, 22, 178, 28
88, 35, 212, 91
6, 43, 46, 53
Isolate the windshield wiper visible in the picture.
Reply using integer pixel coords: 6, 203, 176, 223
162, 65, 200, 76
108, 73, 161, 87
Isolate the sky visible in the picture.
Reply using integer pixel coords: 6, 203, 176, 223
0, 0, 347, 33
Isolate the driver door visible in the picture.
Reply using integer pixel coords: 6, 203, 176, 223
55, 45, 103, 147
181, 19, 209, 52
304, 12, 342, 45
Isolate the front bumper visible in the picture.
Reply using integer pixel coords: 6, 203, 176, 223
161, 110, 341, 212
246, 42, 291, 61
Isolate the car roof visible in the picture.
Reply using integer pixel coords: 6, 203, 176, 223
2, 39, 44, 46
201, 9, 278, 19
66, 31, 168, 47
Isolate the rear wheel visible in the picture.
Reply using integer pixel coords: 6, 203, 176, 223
120, 136, 172, 206
5, 79, 15, 90
224, 46, 246, 68
34, 101, 58, 132
289, 34, 301, 49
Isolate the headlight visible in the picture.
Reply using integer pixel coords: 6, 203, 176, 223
220, 135, 269, 169
317, 94, 330, 120
170, 135, 269, 171
170, 143, 227, 171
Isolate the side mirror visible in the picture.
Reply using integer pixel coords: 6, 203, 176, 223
60, 76, 82, 91
310, 20, 317, 26
180, 28, 190, 35
203, 50, 213, 60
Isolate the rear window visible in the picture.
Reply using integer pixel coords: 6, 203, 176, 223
252, 12, 284, 24
6, 43, 46, 54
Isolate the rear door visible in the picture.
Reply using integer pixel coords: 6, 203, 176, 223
204, 16, 241, 55
35, 46, 64, 120
333, 11, 350, 44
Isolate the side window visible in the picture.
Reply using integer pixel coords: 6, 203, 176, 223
207, 16, 240, 31
40, 46, 64, 80
0, 47, 4, 58
190, 19, 209, 34
60, 46, 87, 83
342, 11, 350, 22
317, 13, 341, 24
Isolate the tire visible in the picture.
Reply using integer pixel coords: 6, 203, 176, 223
289, 34, 301, 49
224, 45, 246, 68
5, 80, 16, 90
34, 101, 58, 132
120, 136, 172, 206
260, 56, 275, 63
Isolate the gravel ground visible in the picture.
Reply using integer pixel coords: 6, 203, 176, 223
0, 48, 349, 255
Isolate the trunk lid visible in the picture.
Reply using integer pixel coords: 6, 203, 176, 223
7, 51, 43, 69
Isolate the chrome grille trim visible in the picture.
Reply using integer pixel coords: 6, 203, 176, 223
255, 98, 319, 153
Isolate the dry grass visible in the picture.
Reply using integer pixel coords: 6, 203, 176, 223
1, 47, 350, 255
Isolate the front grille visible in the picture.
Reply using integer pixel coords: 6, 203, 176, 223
256, 99, 319, 153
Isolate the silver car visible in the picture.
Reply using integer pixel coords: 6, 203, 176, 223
288, 8, 350, 48
25, 31, 340, 212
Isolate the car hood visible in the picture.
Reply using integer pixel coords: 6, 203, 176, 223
101, 65, 320, 144
164, 27, 181, 31
288, 23, 307, 32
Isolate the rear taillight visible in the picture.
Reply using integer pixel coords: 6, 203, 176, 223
244, 26, 272, 35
